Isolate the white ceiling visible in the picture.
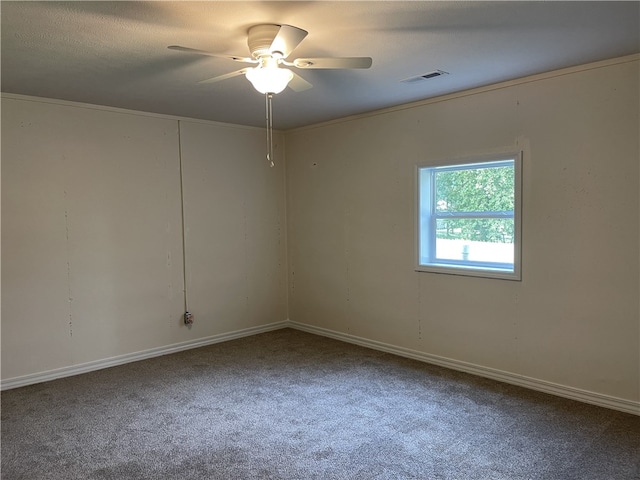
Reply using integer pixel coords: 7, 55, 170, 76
2, 1, 639, 130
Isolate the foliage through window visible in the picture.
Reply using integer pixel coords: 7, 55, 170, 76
416, 153, 521, 280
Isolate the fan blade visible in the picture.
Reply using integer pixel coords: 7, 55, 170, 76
269, 25, 308, 58
198, 68, 250, 84
168, 45, 256, 64
288, 72, 313, 92
293, 57, 373, 69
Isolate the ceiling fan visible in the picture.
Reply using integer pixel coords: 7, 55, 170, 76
168, 23, 372, 94
169, 24, 372, 167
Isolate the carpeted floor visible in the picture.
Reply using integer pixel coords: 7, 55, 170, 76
1, 328, 639, 479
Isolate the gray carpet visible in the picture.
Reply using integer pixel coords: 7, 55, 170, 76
1, 328, 639, 479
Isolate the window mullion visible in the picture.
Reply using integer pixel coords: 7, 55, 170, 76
435, 211, 514, 219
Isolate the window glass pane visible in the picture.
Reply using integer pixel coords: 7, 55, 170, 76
435, 218, 514, 264
436, 217, 514, 243
435, 165, 514, 213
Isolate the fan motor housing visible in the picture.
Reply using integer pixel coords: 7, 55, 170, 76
248, 24, 281, 58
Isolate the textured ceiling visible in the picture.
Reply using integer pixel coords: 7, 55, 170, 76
2, 1, 639, 129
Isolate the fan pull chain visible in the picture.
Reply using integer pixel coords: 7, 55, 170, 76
265, 93, 275, 168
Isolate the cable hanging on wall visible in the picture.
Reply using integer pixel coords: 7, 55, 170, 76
177, 121, 194, 326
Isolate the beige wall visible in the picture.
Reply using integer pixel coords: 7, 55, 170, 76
1, 98, 287, 381
179, 120, 288, 336
285, 58, 640, 402
2, 56, 638, 406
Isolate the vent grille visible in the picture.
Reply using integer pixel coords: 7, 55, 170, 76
401, 70, 449, 84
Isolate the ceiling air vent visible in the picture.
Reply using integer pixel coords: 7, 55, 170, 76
401, 70, 449, 84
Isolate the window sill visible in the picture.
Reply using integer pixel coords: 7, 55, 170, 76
415, 263, 521, 281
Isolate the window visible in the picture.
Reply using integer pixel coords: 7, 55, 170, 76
416, 153, 522, 280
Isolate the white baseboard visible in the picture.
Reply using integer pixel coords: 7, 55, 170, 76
4, 319, 638, 416
1, 321, 289, 391
287, 321, 640, 416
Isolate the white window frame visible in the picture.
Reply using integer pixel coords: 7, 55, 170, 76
415, 151, 522, 281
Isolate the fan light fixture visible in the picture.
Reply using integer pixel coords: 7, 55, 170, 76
169, 23, 372, 167
246, 65, 293, 94
245, 56, 293, 167
245, 56, 293, 94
